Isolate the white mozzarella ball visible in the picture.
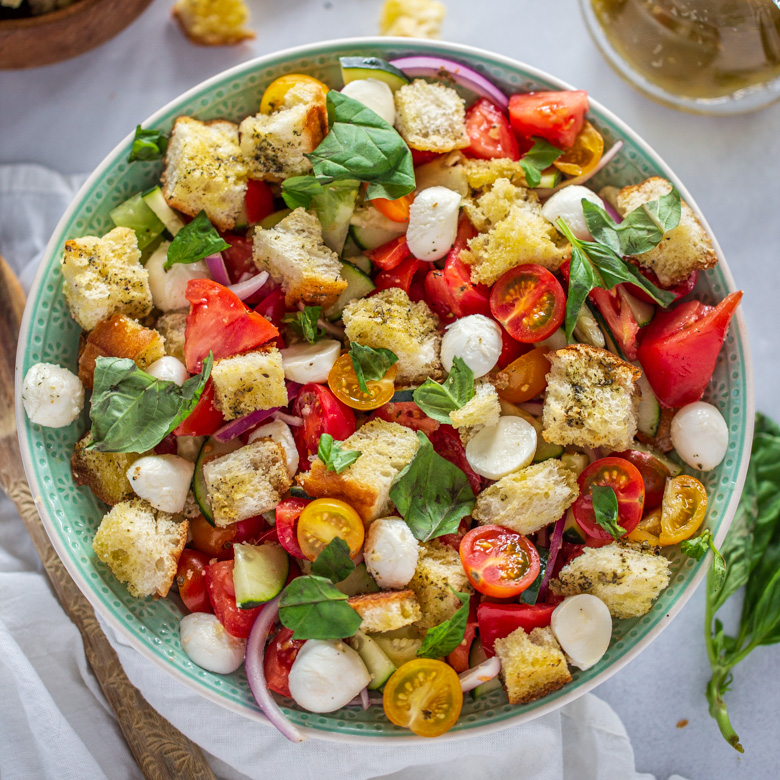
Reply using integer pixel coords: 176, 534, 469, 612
671, 402, 729, 471
146, 242, 209, 312
441, 315, 503, 378
341, 78, 396, 125
280, 339, 341, 384
288, 639, 370, 713
179, 613, 246, 674
364, 517, 420, 589
248, 419, 299, 478
146, 356, 189, 386
406, 186, 462, 261
22, 362, 84, 428
551, 594, 612, 671
126, 454, 195, 514
541, 186, 605, 241
465, 416, 537, 480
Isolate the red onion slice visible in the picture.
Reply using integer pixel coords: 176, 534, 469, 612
272, 411, 304, 427
285, 381, 302, 402
538, 513, 567, 601
389, 56, 508, 109
228, 271, 270, 301
212, 407, 280, 442
458, 656, 501, 692
603, 200, 623, 224
205, 253, 230, 286
359, 687, 370, 711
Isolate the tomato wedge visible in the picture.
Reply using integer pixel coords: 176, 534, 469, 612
264, 627, 305, 697
477, 602, 556, 657
176, 549, 213, 614
205, 560, 263, 638
373, 257, 424, 295
245, 179, 275, 225
553, 120, 604, 177
446, 596, 478, 673
464, 98, 520, 161
508, 90, 589, 149
291, 383, 356, 462
590, 286, 640, 360
173, 379, 224, 436
369, 401, 440, 437
365, 236, 410, 271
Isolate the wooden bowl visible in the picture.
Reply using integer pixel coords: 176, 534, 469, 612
0, 0, 154, 69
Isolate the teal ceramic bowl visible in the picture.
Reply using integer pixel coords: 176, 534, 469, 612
16, 37, 754, 743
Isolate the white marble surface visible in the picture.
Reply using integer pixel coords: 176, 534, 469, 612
2, 0, 779, 777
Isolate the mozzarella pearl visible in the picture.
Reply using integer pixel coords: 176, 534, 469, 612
288, 640, 370, 713
671, 402, 729, 471
146, 242, 209, 312
179, 613, 246, 674
126, 454, 195, 514
406, 186, 461, 261
465, 416, 537, 480
341, 78, 395, 125
441, 315, 503, 378
22, 362, 84, 428
146, 356, 189, 386
551, 594, 612, 671
364, 517, 420, 589
248, 419, 299, 478
280, 339, 341, 384
541, 186, 605, 241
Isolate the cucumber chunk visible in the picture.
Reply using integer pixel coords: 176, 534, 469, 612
340, 56, 410, 91
142, 186, 185, 236
349, 204, 406, 250
312, 181, 360, 254
537, 169, 562, 189
562, 507, 586, 543
370, 626, 423, 668
469, 638, 502, 699
635, 370, 661, 437
334, 562, 380, 596
193, 437, 243, 525
324, 261, 376, 320
349, 631, 397, 690
110, 192, 165, 250
233, 542, 289, 608
258, 209, 291, 229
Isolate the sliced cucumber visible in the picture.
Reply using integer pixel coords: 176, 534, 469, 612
534, 440, 564, 463
561, 451, 589, 477
334, 562, 380, 596
349, 631, 397, 690
312, 181, 360, 254
587, 301, 626, 359
537, 169, 562, 189
233, 542, 289, 608
469, 638, 502, 699
619, 286, 655, 327
193, 437, 243, 525
370, 626, 423, 668
341, 233, 365, 259
340, 56, 410, 91
562, 507, 586, 543
631, 442, 683, 477
142, 186, 185, 236
324, 261, 376, 321
574, 303, 606, 349
110, 192, 165, 250
349, 204, 407, 250
258, 208, 291, 230
635, 368, 661, 438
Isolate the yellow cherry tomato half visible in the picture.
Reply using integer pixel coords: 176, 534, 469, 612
627, 507, 662, 546
496, 347, 549, 404
658, 475, 708, 546
553, 121, 605, 178
296, 498, 365, 561
260, 74, 329, 114
383, 659, 463, 738
328, 352, 397, 411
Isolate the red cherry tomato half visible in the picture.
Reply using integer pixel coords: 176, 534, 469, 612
477, 602, 557, 657
497, 323, 531, 369
508, 90, 589, 149
411, 149, 441, 167
264, 627, 305, 697
291, 383, 357, 463
173, 379, 224, 437
589, 286, 640, 360
365, 236, 410, 271
430, 425, 483, 495
446, 596, 479, 673
245, 179, 275, 225
612, 449, 671, 511
205, 560, 263, 638
275, 497, 311, 559
573, 457, 645, 542
176, 549, 213, 614
373, 256, 424, 295
464, 98, 520, 161
369, 401, 440, 437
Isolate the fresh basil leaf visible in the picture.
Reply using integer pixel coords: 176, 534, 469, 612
317, 433, 361, 474
348, 343, 398, 393
417, 590, 470, 659
519, 137, 564, 188
281, 175, 325, 210
128, 125, 168, 163
683, 529, 727, 591
412, 357, 475, 424
306, 91, 415, 201
521, 546, 549, 606
283, 306, 326, 344
165, 210, 230, 270
310, 537, 355, 583
278, 575, 362, 640
591, 485, 625, 539
564, 243, 599, 341
87, 353, 212, 454
390, 431, 475, 543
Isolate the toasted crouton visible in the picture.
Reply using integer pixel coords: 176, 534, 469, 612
203, 439, 291, 526
408, 540, 473, 629
542, 344, 641, 451
253, 208, 346, 308
342, 287, 443, 386
551, 542, 671, 619
463, 158, 528, 191
239, 82, 328, 182
172, 0, 255, 46
161, 116, 247, 231
298, 419, 420, 523
394, 79, 469, 153
379, 0, 445, 38
449, 382, 501, 438
616, 177, 717, 287
155, 311, 188, 363
92, 498, 187, 599
348, 590, 422, 633
61, 227, 152, 332
211, 346, 287, 420
474, 459, 579, 535
495, 627, 572, 705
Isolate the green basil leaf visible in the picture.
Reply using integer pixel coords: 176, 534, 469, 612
283, 306, 326, 344
520, 546, 549, 606
165, 210, 230, 270
564, 242, 599, 341
412, 357, 475, 424
348, 343, 398, 393
519, 137, 564, 188
278, 575, 363, 640
87, 353, 212, 453
281, 175, 325, 210
591, 485, 625, 539
317, 433, 362, 474
390, 431, 475, 543
417, 590, 470, 659
681, 530, 713, 561
310, 537, 355, 583
128, 125, 168, 163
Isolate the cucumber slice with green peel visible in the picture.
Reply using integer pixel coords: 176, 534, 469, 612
349, 204, 407, 250
324, 261, 376, 320
619, 286, 655, 327
536, 169, 562, 189
469, 638, 502, 699
630, 442, 683, 477
232, 542, 289, 608
193, 437, 243, 525
370, 627, 423, 668
258, 208, 291, 230
110, 192, 165, 250
635, 369, 661, 437
339, 56, 410, 91
142, 186, 185, 236
533, 440, 564, 462
562, 508, 587, 543
312, 181, 360, 254
349, 631, 397, 690
560, 451, 589, 477
587, 301, 626, 359
334, 562, 380, 596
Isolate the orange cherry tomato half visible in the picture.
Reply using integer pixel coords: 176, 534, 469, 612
371, 192, 414, 223
328, 352, 397, 411
260, 74, 329, 114
627, 507, 662, 546
459, 525, 540, 598
659, 475, 707, 546
296, 498, 365, 561
553, 121, 605, 177
383, 659, 463, 738
490, 264, 565, 343
496, 346, 550, 404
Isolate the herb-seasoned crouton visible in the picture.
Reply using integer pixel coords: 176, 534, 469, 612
342, 287, 443, 386
92, 498, 187, 599
394, 79, 469, 153
449, 382, 501, 438
61, 227, 152, 332
551, 542, 671, 619
211, 347, 287, 420
495, 627, 572, 705
172, 0, 255, 46
542, 344, 641, 451
379, 0, 445, 38
299, 419, 420, 524
473, 459, 579, 535
616, 177, 717, 287
239, 82, 327, 182
253, 208, 346, 308
348, 590, 422, 633
463, 158, 527, 191
155, 311, 187, 363
161, 116, 248, 231
203, 439, 292, 527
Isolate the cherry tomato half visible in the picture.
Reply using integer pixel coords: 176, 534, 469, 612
328, 353, 397, 411
612, 449, 671, 511
496, 346, 550, 404
627, 507, 662, 546
173, 379, 225, 437
371, 193, 414, 223
260, 73, 329, 114
264, 627, 305, 697
659, 476, 707, 546
276, 497, 310, 559
291, 382, 356, 462
296, 498, 365, 561
176, 549, 213, 614
369, 401, 440, 437
365, 236, 410, 271
553, 121, 604, 177
189, 513, 266, 559
464, 98, 520, 161
477, 602, 556, 657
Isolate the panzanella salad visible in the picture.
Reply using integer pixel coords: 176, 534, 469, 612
23, 54, 742, 740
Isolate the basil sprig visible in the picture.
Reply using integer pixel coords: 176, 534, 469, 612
278, 575, 362, 640
681, 529, 726, 590
348, 343, 398, 393
165, 210, 230, 270
128, 125, 168, 163
417, 590, 470, 659
591, 485, 625, 539
283, 306, 326, 344
412, 357, 475, 424
311, 537, 355, 583
86, 353, 213, 453
317, 433, 361, 474
281, 175, 327, 210
390, 431, 476, 542
520, 138, 564, 188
